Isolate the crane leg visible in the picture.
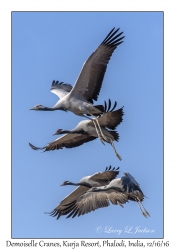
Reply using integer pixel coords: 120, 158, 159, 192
81, 110, 109, 143
85, 112, 110, 143
92, 119, 105, 145
136, 198, 150, 217
82, 112, 122, 160
82, 114, 105, 145
136, 201, 148, 218
109, 139, 122, 161
94, 116, 110, 142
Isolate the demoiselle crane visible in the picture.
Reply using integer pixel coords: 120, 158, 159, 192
29, 100, 124, 160
45, 166, 120, 219
49, 171, 149, 219
30, 27, 125, 142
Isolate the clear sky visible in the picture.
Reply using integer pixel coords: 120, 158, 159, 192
12, 12, 163, 239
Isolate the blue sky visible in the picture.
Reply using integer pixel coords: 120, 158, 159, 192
12, 12, 163, 238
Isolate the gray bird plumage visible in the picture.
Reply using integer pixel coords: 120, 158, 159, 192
46, 166, 120, 219
50, 81, 73, 99
30, 28, 125, 142
30, 28, 124, 115
29, 101, 124, 160
58, 172, 150, 219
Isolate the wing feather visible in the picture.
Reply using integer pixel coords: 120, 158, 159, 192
70, 28, 124, 102
97, 106, 124, 130
47, 186, 89, 219
29, 133, 96, 152
50, 80, 72, 99
65, 189, 128, 218
90, 167, 120, 182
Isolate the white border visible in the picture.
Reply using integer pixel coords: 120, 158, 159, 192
0, 0, 174, 248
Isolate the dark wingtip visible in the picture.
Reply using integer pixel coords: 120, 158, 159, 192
104, 100, 107, 113
45, 209, 61, 219
29, 142, 42, 151
29, 142, 37, 150
51, 80, 72, 90
105, 165, 120, 172
107, 99, 111, 112
102, 27, 124, 46
110, 101, 117, 112
103, 99, 118, 113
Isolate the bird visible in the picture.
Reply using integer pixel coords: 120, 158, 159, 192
50, 171, 150, 219
45, 166, 121, 219
30, 27, 125, 142
29, 100, 124, 160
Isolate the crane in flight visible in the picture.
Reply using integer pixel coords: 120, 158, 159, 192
29, 100, 124, 160
30, 27, 125, 143
46, 166, 121, 219
46, 167, 149, 219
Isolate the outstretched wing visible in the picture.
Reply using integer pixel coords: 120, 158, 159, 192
50, 80, 72, 99
70, 28, 124, 102
47, 186, 89, 219
97, 105, 124, 130
90, 166, 120, 182
62, 189, 128, 218
29, 133, 96, 152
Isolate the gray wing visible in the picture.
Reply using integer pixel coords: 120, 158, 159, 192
63, 189, 128, 218
90, 166, 120, 183
29, 133, 96, 152
97, 106, 124, 130
70, 28, 124, 102
50, 80, 72, 99
47, 186, 89, 219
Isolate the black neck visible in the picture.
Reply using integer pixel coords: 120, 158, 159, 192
67, 181, 91, 188
43, 107, 55, 111
58, 129, 88, 135
44, 106, 67, 111
58, 130, 72, 134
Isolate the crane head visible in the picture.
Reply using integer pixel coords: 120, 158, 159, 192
60, 181, 71, 186
30, 104, 46, 110
53, 129, 63, 136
